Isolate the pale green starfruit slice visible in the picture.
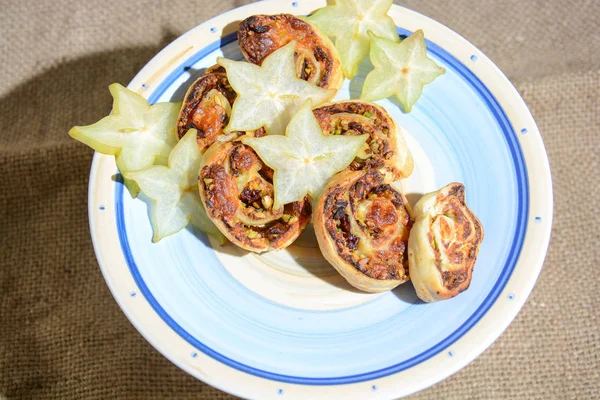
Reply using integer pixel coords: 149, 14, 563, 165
242, 102, 367, 209
125, 129, 225, 243
307, 0, 399, 79
69, 83, 180, 196
361, 30, 445, 112
217, 41, 335, 135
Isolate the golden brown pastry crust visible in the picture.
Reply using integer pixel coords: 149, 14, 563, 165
313, 101, 414, 179
314, 169, 412, 293
408, 183, 484, 302
177, 65, 265, 153
238, 14, 343, 91
199, 141, 311, 253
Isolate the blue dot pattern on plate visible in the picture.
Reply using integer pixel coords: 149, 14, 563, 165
278, 389, 284, 395
372, 385, 377, 391
448, 351, 455, 357
535, 216, 542, 223
130, 291, 136, 297
470, 55, 478, 61
141, 83, 148, 89
292, 1, 298, 7
210, 27, 217, 33
508, 293, 515, 300
115, 28, 528, 384
99, 205, 105, 210
521, 128, 528, 134
192, 352, 198, 358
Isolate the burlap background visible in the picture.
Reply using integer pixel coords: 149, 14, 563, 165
1, 0, 598, 398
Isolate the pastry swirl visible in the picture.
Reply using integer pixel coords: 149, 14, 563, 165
199, 140, 311, 252
238, 14, 343, 91
408, 183, 484, 302
177, 65, 264, 152
313, 101, 414, 179
314, 169, 412, 293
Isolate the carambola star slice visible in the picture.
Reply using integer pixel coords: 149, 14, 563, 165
69, 83, 180, 196
242, 101, 368, 209
308, 0, 399, 79
361, 30, 445, 112
125, 129, 225, 243
217, 41, 335, 135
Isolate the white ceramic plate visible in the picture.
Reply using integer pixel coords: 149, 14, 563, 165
87, 1, 552, 398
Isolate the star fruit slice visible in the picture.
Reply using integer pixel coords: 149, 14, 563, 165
69, 83, 180, 196
242, 101, 368, 209
361, 30, 445, 112
307, 0, 399, 79
125, 129, 225, 243
217, 41, 335, 135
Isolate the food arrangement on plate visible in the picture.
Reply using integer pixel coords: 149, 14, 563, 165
70, 0, 483, 301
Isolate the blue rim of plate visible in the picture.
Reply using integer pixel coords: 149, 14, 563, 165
115, 28, 529, 385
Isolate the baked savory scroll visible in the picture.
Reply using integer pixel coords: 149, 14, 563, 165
408, 183, 484, 302
238, 14, 343, 91
177, 65, 264, 152
313, 101, 414, 179
199, 140, 312, 252
314, 169, 412, 292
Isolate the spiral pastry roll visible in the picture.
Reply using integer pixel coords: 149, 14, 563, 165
313, 101, 414, 179
177, 65, 264, 152
408, 183, 484, 302
199, 141, 311, 252
314, 169, 412, 293
238, 14, 343, 91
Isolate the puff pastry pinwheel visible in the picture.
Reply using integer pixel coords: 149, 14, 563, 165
314, 169, 412, 293
312, 100, 413, 179
199, 140, 311, 253
177, 65, 265, 153
238, 14, 343, 91
307, 0, 399, 79
408, 183, 484, 302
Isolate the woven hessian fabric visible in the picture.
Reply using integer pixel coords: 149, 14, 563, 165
1, 0, 598, 398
